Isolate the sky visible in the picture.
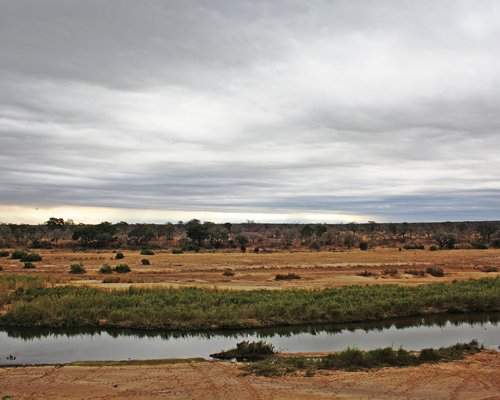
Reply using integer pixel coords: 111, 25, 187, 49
1, 0, 500, 224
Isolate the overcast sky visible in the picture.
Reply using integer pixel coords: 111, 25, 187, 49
1, 0, 500, 224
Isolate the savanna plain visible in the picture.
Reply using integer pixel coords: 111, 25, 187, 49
1, 223, 500, 399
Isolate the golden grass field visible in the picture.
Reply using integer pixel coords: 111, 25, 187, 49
1, 247, 499, 290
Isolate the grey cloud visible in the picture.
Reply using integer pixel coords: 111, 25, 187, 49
1, 0, 500, 222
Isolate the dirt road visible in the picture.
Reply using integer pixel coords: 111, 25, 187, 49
1, 352, 499, 399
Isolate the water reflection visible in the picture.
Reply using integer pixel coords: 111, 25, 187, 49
1, 312, 499, 365
4, 312, 499, 341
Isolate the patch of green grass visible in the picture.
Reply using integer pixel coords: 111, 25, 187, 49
243, 341, 482, 376
0, 276, 498, 330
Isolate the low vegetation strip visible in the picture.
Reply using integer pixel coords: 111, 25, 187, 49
241, 341, 482, 376
0, 276, 499, 330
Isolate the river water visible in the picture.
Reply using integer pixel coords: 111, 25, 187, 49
1, 313, 499, 365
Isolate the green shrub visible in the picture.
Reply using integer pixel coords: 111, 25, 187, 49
473, 242, 488, 250
11, 250, 28, 260
243, 341, 481, 376
359, 242, 369, 251
115, 252, 125, 260
99, 264, 113, 274
223, 269, 235, 277
69, 263, 86, 274
426, 267, 444, 277
254, 247, 260, 253
23, 262, 36, 269
430, 245, 438, 251
140, 249, 155, 256
172, 249, 183, 254
210, 340, 275, 361
491, 239, 500, 249
21, 253, 42, 262
275, 273, 301, 280
114, 264, 131, 273
0, 251, 9, 258
141, 259, 151, 265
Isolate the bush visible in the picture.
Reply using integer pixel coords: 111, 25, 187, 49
172, 249, 184, 254
359, 242, 369, 251
21, 253, 42, 262
223, 269, 235, 277
357, 270, 376, 277
23, 262, 36, 269
114, 264, 131, 273
140, 249, 155, 256
275, 273, 301, 280
426, 267, 444, 277
403, 244, 425, 250
0, 266, 3, 271
383, 268, 398, 275
115, 252, 125, 260
491, 239, 500, 249
69, 263, 86, 274
210, 340, 275, 361
240, 245, 247, 253
473, 242, 488, 250
99, 264, 113, 274
254, 247, 260, 253
141, 259, 151, 265
404, 269, 425, 277
0, 251, 9, 258
430, 245, 438, 251
11, 250, 28, 260
481, 266, 498, 273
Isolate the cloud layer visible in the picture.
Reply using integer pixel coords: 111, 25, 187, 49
1, 0, 500, 223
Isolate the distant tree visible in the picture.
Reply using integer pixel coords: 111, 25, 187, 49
434, 233, 457, 250
476, 222, 497, 243
72, 222, 116, 247
186, 219, 210, 247
314, 224, 327, 237
223, 222, 233, 234
160, 223, 176, 240
45, 217, 65, 229
128, 225, 156, 246
236, 234, 249, 248
300, 225, 314, 242
209, 226, 229, 248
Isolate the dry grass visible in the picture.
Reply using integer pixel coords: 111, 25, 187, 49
0, 248, 499, 290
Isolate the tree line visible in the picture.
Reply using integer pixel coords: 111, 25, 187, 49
0, 218, 499, 251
